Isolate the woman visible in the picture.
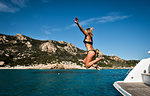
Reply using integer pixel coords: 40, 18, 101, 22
74, 17, 104, 70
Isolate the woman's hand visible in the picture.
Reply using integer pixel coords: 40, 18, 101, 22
74, 17, 87, 35
74, 17, 78, 24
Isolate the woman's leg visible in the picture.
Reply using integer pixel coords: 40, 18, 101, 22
83, 57, 87, 64
85, 51, 96, 68
86, 51, 103, 68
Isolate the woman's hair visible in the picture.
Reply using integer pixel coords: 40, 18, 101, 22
85, 28, 93, 37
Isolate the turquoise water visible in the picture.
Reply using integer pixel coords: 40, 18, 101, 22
0, 69, 128, 96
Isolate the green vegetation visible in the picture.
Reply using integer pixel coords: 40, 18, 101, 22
0, 33, 139, 68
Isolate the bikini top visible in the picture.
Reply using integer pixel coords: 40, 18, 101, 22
83, 35, 93, 45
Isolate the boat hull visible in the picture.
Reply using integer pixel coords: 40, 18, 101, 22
141, 73, 150, 85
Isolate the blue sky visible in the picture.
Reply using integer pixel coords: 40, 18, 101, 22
0, 0, 150, 60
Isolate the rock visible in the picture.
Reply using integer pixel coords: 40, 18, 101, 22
5, 54, 9, 57
25, 41, 32, 48
0, 33, 137, 69
2, 36, 6, 41
110, 56, 124, 62
96, 49, 103, 57
0, 35, 7, 43
0, 50, 4, 55
11, 40, 17, 44
64, 43, 77, 55
15, 34, 27, 40
57, 64, 65, 69
58, 40, 66, 44
40, 42, 57, 53
0, 61, 5, 66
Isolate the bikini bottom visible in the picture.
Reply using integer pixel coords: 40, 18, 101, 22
87, 49, 97, 57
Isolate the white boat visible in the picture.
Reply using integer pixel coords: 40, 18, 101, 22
113, 52, 150, 96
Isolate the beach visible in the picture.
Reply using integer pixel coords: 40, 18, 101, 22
0, 63, 86, 69
0, 63, 133, 69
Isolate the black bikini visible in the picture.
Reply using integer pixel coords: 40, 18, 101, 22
83, 35, 96, 56
83, 36, 93, 45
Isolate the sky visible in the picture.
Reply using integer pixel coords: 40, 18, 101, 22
0, 0, 150, 60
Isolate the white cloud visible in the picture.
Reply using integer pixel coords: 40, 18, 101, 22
0, 2, 18, 13
0, 0, 28, 13
36, 36, 50, 40
11, 0, 28, 7
44, 30, 51, 35
97, 16, 129, 23
69, 15, 130, 28
41, 0, 49, 3
42, 25, 61, 35
78, 18, 97, 26
51, 28, 61, 32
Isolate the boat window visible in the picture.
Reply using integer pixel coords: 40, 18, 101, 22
148, 64, 150, 73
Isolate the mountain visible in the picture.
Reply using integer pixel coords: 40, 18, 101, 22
0, 33, 139, 68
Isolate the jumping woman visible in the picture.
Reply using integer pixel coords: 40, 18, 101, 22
74, 17, 104, 70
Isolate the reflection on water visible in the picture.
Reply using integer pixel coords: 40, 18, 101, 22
0, 69, 127, 96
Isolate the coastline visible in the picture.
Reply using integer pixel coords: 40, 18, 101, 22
0, 64, 133, 69
0, 63, 86, 69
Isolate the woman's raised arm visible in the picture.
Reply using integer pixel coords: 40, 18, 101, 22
74, 17, 88, 36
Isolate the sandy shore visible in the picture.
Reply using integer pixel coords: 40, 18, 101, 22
0, 63, 133, 69
0, 63, 87, 69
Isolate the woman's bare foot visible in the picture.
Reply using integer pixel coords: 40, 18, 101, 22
92, 64, 102, 70
92, 57, 104, 70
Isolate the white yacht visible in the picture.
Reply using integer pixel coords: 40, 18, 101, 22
113, 51, 150, 96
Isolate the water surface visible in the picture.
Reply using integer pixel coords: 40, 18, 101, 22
0, 69, 128, 96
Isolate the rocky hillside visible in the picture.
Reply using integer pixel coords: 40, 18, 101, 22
0, 33, 139, 68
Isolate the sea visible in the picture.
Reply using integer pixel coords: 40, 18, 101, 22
0, 69, 128, 96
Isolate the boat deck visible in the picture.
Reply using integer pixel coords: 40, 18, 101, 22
114, 82, 150, 96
